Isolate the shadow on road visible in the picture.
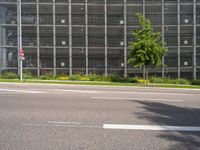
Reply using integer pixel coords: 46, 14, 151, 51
135, 101, 200, 150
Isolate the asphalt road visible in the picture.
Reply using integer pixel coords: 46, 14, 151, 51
0, 83, 200, 150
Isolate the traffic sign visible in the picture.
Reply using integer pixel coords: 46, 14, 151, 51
19, 49, 25, 57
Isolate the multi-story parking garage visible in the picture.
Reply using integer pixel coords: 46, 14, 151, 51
0, 0, 200, 79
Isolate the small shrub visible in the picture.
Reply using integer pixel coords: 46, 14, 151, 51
23, 71, 34, 79
149, 77, 190, 85
40, 75, 50, 80
1, 72, 19, 79
69, 74, 81, 81
137, 79, 148, 83
100, 75, 108, 81
120, 77, 130, 83
176, 79, 190, 85
149, 77, 165, 83
128, 77, 139, 83
88, 74, 104, 81
166, 78, 190, 85
87, 74, 96, 81
191, 80, 200, 85
23, 73, 33, 79
58, 76, 69, 80
40, 72, 55, 80
87, 74, 97, 81
106, 74, 122, 82
80, 76, 90, 81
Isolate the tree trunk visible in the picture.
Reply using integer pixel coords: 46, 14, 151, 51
143, 66, 146, 79
143, 65, 146, 85
146, 65, 149, 86
143, 65, 149, 86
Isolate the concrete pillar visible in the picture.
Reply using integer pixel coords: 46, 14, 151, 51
53, 0, 56, 76
69, 0, 72, 75
36, 0, 40, 76
124, 0, 127, 78
104, 0, 108, 76
85, 0, 88, 75
162, 0, 165, 78
177, 0, 181, 79
193, 0, 197, 80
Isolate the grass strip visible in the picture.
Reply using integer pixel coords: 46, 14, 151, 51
0, 79, 200, 89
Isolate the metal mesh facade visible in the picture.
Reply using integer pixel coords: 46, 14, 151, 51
0, 0, 200, 79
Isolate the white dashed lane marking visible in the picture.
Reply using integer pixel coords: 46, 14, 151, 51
0, 88, 47, 94
92, 97, 183, 102
103, 124, 200, 132
24, 121, 200, 132
48, 121, 81, 125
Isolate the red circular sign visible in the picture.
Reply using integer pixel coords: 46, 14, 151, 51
20, 49, 25, 57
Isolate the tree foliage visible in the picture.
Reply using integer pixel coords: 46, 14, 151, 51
128, 14, 168, 69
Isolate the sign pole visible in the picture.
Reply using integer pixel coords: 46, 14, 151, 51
19, 50, 25, 81
19, 0, 23, 81
20, 58, 23, 81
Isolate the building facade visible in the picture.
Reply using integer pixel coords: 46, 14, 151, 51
0, 0, 200, 79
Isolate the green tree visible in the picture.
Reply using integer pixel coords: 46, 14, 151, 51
128, 14, 168, 84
